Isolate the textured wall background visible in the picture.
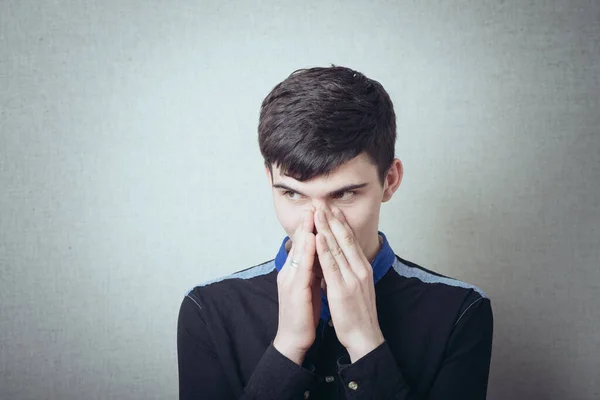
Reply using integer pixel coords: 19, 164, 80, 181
1, 1, 599, 399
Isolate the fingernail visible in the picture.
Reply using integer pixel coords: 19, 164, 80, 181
317, 209, 324, 222
332, 207, 341, 220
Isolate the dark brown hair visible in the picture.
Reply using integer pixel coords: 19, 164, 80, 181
258, 66, 396, 185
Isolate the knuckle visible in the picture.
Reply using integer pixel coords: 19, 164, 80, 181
356, 269, 371, 281
331, 246, 343, 257
344, 231, 355, 245
345, 280, 360, 293
329, 261, 340, 273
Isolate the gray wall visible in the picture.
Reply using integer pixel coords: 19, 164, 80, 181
1, 1, 599, 399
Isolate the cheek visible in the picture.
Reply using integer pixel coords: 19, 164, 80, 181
344, 213, 371, 236
273, 199, 302, 237
342, 200, 381, 243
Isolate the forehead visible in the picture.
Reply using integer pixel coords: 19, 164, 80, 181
272, 153, 378, 191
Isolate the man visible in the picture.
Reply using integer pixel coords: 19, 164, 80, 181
177, 66, 493, 399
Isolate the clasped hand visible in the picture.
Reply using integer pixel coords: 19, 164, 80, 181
274, 206, 384, 365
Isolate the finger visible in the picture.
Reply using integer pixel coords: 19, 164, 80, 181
315, 231, 344, 288
302, 232, 316, 277
303, 207, 315, 236
285, 210, 315, 283
281, 214, 305, 277
298, 209, 316, 278
315, 208, 351, 282
319, 207, 352, 274
330, 206, 369, 270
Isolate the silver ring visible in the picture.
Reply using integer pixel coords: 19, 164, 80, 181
290, 259, 299, 268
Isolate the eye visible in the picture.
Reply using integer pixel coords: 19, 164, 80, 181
332, 190, 357, 201
283, 190, 302, 200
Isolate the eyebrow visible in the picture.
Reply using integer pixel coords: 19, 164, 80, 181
272, 182, 369, 197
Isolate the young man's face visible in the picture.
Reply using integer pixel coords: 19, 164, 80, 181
266, 152, 402, 264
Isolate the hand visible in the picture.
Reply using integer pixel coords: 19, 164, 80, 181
273, 208, 322, 365
314, 206, 385, 363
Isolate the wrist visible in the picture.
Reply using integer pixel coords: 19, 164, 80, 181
273, 336, 308, 366
346, 334, 385, 363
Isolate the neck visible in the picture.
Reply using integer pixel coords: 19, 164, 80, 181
365, 233, 383, 263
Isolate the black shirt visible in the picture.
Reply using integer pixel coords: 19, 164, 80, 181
177, 233, 493, 399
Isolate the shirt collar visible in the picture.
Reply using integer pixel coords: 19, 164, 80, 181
274, 231, 396, 321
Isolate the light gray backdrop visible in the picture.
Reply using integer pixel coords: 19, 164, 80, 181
1, 1, 599, 399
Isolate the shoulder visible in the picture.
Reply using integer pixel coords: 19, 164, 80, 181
391, 255, 488, 298
183, 259, 278, 311
389, 255, 491, 322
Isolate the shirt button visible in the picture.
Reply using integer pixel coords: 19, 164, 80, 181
304, 390, 310, 399
325, 376, 335, 383
348, 381, 359, 390
328, 319, 334, 327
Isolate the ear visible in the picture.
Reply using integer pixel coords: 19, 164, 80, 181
382, 159, 403, 203
265, 165, 272, 185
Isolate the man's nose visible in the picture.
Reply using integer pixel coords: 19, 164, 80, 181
308, 200, 330, 235
310, 199, 330, 212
